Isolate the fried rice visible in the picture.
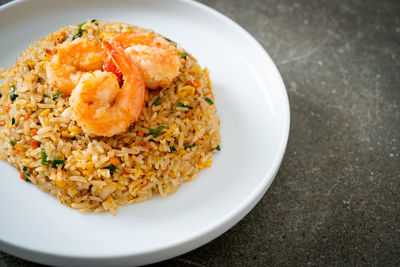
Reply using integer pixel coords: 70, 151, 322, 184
0, 20, 220, 215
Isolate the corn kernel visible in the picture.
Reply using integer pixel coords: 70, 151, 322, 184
86, 161, 94, 171
40, 109, 50, 117
61, 131, 69, 138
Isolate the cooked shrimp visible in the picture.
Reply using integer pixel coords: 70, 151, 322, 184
109, 32, 180, 89
70, 41, 145, 137
46, 38, 104, 95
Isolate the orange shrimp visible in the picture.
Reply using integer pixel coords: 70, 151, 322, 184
109, 32, 180, 89
46, 38, 105, 95
69, 41, 145, 137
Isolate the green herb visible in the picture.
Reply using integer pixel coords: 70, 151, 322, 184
216, 145, 221, 151
153, 97, 161, 106
91, 19, 97, 23
73, 21, 86, 40
178, 101, 193, 109
205, 97, 214, 104
52, 92, 63, 100
10, 85, 18, 101
11, 117, 15, 125
103, 164, 117, 172
9, 140, 16, 146
163, 36, 176, 45
180, 51, 188, 58
169, 146, 176, 152
38, 141, 41, 146
185, 143, 196, 149
41, 152, 49, 165
77, 21, 86, 27
22, 166, 31, 177
24, 177, 30, 182
43, 94, 50, 98
51, 159, 64, 168
149, 126, 165, 138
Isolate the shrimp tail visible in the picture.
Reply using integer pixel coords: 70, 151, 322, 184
103, 40, 146, 118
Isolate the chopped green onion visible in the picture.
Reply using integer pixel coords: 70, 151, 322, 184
22, 166, 31, 177
51, 159, 64, 168
24, 177, 30, 182
11, 117, 15, 125
77, 21, 86, 27
41, 152, 49, 165
149, 126, 165, 138
205, 97, 214, 104
216, 145, 221, 151
163, 36, 176, 45
43, 94, 50, 98
52, 92, 63, 100
153, 97, 161, 106
169, 146, 176, 152
185, 143, 196, 149
91, 19, 97, 23
9, 140, 16, 146
178, 101, 193, 109
10, 85, 18, 101
73, 21, 86, 40
180, 51, 188, 58
103, 164, 117, 172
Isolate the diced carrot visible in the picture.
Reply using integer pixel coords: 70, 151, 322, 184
30, 140, 39, 149
45, 49, 53, 55
137, 130, 144, 137
24, 113, 30, 120
31, 128, 38, 135
182, 59, 188, 68
15, 149, 19, 155
145, 142, 152, 149
19, 171, 25, 179
193, 79, 201, 88
185, 109, 193, 118
109, 156, 120, 165
5, 106, 10, 112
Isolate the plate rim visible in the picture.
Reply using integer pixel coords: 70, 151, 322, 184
0, 0, 290, 264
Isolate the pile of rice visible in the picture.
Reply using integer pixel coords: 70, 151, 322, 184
0, 20, 220, 214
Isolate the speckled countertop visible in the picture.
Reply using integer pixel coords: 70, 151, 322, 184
1, 0, 399, 266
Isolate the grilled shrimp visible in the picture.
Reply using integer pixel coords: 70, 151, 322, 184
70, 41, 145, 137
46, 38, 104, 95
109, 32, 180, 89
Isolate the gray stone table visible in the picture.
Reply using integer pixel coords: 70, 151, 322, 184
1, 0, 399, 266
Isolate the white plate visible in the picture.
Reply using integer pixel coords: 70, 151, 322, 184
0, 0, 289, 265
